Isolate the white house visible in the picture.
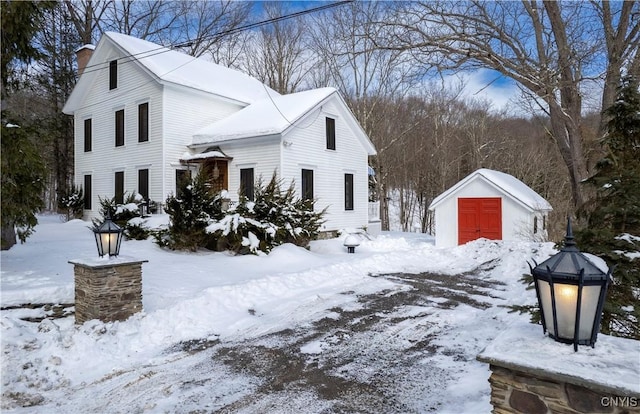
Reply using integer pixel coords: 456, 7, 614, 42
62, 32, 379, 235
428, 168, 552, 248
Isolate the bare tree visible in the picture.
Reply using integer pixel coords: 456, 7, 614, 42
308, 1, 423, 229
594, 1, 640, 133
373, 1, 640, 210
170, 1, 251, 59
243, 2, 310, 94
63, 0, 109, 44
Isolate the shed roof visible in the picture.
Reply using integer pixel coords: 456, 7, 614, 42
429, 168, 552, 212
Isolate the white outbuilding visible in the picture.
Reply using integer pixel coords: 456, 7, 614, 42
428, 168, 552, 248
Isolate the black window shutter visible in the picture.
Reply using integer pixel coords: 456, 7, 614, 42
84, 118, 92, 152
109, 60, 117, 90
138, 169, 149, 200
84, 175, 92, 210
115, 109, 124, 146
345, 173, 354, 210
115, 171, 124, 204
138, 103, 148, 142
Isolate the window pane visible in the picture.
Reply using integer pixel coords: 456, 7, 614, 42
115, 109, 124, 147
326, 117, 335, 150
84, 118, 92, 152
302, 169, 314, 200
138, 169, 149, 200
115, 171, 124, 204
84, 175, 92, 210
345, 173, 354, 210
240, 168, 255, 201
138, 103, 148, 142
176, 169, 191, 196
109, 60, 117, 90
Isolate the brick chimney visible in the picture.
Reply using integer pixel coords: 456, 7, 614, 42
75, 44, 96, 76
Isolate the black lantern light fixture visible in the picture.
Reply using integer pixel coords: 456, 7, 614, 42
93, 214, 124, 257
530, 218, 611, 351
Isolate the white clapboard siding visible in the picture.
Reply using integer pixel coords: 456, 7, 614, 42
220, 138, 282, 201
162, 85, 244, 201
74, 46, 164, 220
280, 98, 369, 232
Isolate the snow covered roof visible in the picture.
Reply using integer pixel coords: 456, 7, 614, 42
64, 32, 278, 114
103, 32, 278, 104
429, 168, 552, 212
192, 88, 337, 146
180, 148, 230, 162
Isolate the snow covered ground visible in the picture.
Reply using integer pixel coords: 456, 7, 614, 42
1, 214, 566, 412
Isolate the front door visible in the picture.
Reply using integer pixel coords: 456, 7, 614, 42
203, 160, 228, 194
457, 197, 502, 245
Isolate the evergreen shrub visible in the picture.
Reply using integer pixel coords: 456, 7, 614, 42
57, 184, 84, 221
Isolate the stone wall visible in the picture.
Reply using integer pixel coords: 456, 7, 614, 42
71, 259, 145, 324
487, 364, 640, 414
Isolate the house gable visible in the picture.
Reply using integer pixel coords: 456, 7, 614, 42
64, 32, 279, 115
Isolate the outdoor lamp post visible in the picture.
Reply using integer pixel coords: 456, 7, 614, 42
344, 235, 360, 253
93, 214, 124, 257
530, 218, 611, 352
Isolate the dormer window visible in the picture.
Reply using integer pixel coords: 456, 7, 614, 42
109, 60, 117, 90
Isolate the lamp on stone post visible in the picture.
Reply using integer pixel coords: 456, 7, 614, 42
93, 214, 123, 257
529, 218, 611, 352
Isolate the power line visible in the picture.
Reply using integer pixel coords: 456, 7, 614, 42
71, 0, 353, 113
79, 1, 353, 76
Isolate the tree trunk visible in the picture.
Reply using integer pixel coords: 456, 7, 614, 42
1, 221, 16, 250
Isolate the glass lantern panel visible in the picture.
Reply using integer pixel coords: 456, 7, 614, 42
100, 233, 119, 255
537, 280, 555, 336
577, 285, 601, 340
553, 283, 578, 339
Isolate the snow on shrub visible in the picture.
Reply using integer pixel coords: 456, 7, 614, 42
206, 175, 326, 255
160, 172, 325, 255
57, 184, 84, 221
94, 192, 150, 241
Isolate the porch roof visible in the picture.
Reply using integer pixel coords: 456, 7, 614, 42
180, 148, 231, 162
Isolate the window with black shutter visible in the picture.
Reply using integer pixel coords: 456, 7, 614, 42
240, 168, 255, 201
326, 117, 335, 150
302, 169, 314, 201
138, 102, 148, 142
344, 173, 354, 210
84, 175, 92, 210
115, 109, 124, 147
109, 60, 117, 90
84, 118, 92, 152
115, 171, 124, 204
138, 169, 149, 201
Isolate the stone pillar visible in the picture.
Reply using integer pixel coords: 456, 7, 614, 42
69, 258, 147, 324
477, 323, 640, 414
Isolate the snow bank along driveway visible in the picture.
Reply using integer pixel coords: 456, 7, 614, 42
1, 216, 556, 413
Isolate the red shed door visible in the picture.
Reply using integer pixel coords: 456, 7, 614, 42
458, 198, 502, 245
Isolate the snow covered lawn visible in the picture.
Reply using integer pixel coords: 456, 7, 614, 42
1, 214, 558, 413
